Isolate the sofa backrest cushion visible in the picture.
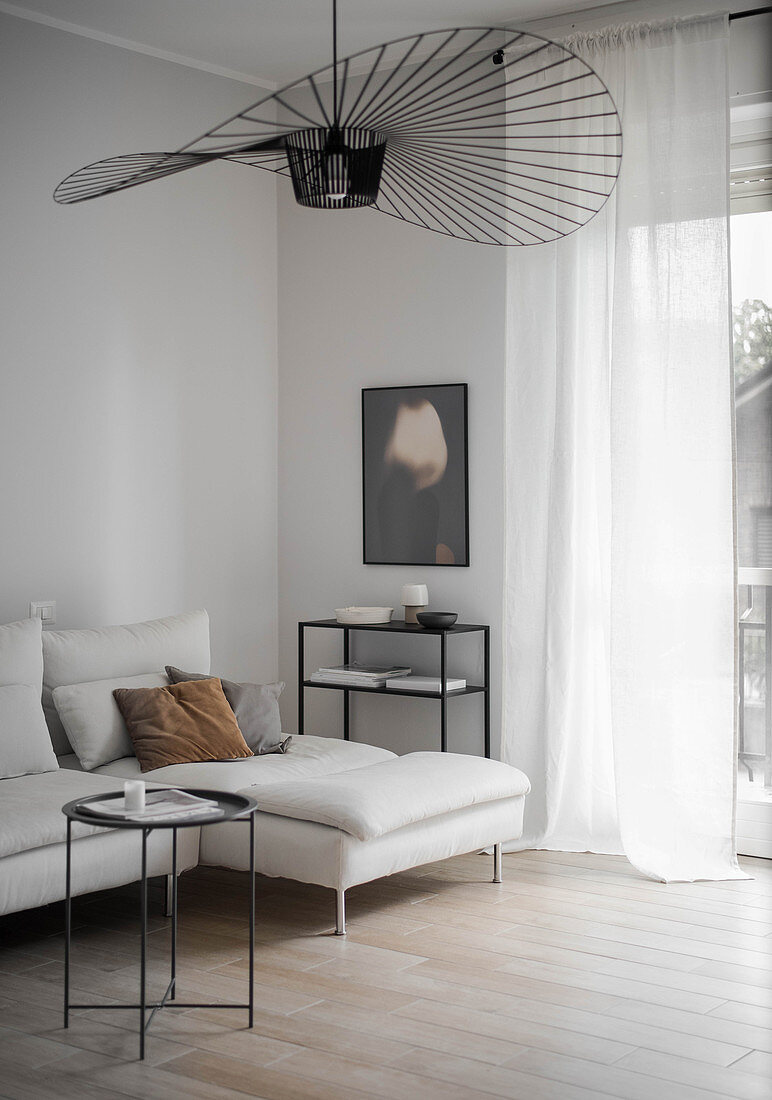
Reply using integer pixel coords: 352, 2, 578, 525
42, 610, 210, 756
53, 672, 170, 770
0, 684, 58, 778
0, 617, 43, 694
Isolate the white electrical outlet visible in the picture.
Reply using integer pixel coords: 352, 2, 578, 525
30, 600, 56, 626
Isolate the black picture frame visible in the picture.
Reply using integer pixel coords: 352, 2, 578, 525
362, 383, 469, 567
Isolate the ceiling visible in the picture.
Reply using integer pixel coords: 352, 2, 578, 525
1, 0, 631, 86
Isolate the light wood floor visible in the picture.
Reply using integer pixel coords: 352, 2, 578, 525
0, 850, 770, 1100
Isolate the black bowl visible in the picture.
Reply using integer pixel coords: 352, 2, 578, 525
416, 612, 458, 629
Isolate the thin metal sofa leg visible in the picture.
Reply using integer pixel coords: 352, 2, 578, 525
335, 888, 346, 935
493, 843, 503, 884
164, 873, 174, 918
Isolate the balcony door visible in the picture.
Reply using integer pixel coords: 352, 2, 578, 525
731, 99, 772, 857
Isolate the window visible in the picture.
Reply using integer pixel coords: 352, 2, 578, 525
731, 143, 772, 809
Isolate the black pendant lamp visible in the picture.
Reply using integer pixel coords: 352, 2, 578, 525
54, 2, 622, 246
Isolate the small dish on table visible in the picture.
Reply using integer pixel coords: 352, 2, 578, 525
335, 607, 393, 625
416, 612, 458, 629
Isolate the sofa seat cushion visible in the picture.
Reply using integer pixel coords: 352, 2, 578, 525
93, 735, 396, 791
251, 752, 531, 841
0, 769, 138, 858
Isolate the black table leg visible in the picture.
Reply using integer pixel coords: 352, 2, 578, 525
140, 827, 148, 1060
298, 622, 305, 735
440, 630, 447, 752
343, 628, 350, 740
484, 625, 491, 759
170, 828, 177, 1001
64, 818, 71, 1029
248, 814, 255, 1028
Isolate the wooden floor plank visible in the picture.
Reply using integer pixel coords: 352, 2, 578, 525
730, 1049, 772, 1078
389, 995, 636, 1064
606, 998, 772, 1053
407, 962, 753, 1065
161, 1047, 376, 1099
273, 1045, 517, 1100
615, 1047, 772, 1099
492, 872, 772, 932
294, 998, 530, 1066
506, 1047, 739, 1100
389, 1045, 607, 1100
296, 954, 527, 1014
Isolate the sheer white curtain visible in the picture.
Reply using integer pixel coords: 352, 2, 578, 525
503, 14, 746, 881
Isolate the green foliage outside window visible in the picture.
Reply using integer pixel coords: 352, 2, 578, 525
733, 298, 772, 383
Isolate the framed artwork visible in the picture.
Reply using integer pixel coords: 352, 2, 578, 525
362, 383, 469, 566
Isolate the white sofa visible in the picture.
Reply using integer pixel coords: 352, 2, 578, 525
1, 611, 529, 933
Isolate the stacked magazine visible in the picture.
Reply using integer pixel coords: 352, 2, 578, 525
309, 662, 411, 688
82, 789, 224, 823
385, 675, 466, 693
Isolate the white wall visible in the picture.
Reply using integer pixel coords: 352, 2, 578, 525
277, 194, 506, 755
0, 15, 279, 682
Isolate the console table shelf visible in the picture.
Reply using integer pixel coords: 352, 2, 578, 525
298, 618, 490, 757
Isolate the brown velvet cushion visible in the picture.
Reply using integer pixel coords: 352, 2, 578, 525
113, 677, 253, 772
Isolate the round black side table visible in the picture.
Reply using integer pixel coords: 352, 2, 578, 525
61, 787, 258, 1060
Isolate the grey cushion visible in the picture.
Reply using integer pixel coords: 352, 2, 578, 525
0, 684, 58, 779
165, 666, 287, 755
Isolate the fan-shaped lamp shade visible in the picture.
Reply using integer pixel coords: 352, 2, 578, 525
53, 27, 622, 246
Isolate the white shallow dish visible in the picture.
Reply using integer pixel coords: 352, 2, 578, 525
335, 607, 393, 625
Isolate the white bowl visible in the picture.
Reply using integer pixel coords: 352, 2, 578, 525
335, 607, 393, 625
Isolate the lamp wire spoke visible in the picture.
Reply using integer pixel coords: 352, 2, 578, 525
389, 140, 598, 217
355, 39, 553, 133
390, 137, 615, 200
393, 134, 619, 176
351, 28, 490, 132
353, 31, 509, 132
345, 34, 428, 129
381, 152, 498, 238
388, 144, 580, 238
379, 166, 507, 245
362, 74, 602, 135
384, 149, 532, 243
379, 86, 613, 135
339, 42, 390, 129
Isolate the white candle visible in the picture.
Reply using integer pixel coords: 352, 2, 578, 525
124, 779, 145, 813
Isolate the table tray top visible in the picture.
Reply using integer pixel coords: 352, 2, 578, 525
62, 787, 257, 828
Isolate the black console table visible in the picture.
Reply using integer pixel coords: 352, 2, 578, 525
298, 618, 490, 758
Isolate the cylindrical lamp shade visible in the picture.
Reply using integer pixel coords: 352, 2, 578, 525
286, 126, 387, 209
401, 585, 429, 606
